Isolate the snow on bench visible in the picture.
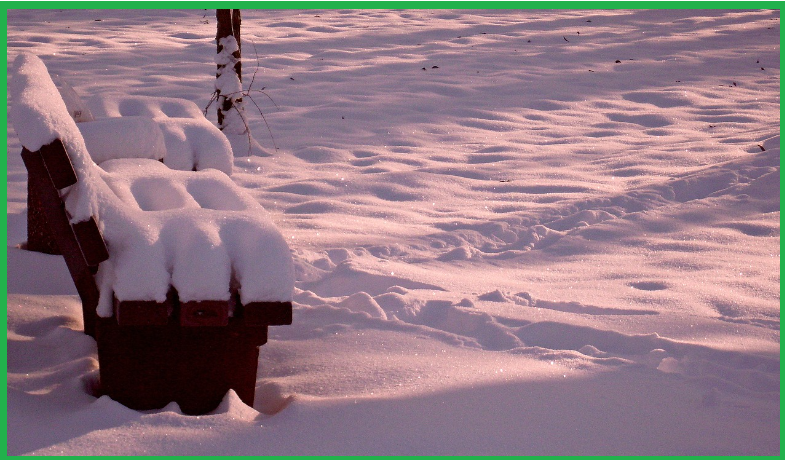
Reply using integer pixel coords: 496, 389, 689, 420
10, 53, 293, 413
82, 94, 234, 174
52, 69, 234, 174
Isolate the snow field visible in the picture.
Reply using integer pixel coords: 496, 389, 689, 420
6, 8, 780, 455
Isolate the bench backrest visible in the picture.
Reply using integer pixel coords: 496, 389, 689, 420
10, 53, 105, 225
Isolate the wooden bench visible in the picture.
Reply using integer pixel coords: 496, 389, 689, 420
13, 53, 293, 415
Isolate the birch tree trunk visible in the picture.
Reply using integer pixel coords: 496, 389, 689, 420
215, 9, 269, 157
215, 9, 244, 133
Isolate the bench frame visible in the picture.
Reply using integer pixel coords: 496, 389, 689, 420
23, 139, 292, 414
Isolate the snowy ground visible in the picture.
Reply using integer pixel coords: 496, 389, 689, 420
6, 8, 780, 455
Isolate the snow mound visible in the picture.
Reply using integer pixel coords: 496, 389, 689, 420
78, 116, 167, 164
255, 382, 295, 415
300, 262, 443, 298
337, 292, 387, 320
477, 290, 510, 302
437, 245, 476, 261
88, 94, 234, 174
89, 93, 205, 119
211, 390, 260, 420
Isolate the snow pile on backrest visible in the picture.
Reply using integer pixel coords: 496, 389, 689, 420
89, 95, 205, 119
10, 53, 294, 313
78, 116, 167, 163
89, 94, 233, 175
51, 74, 95, 123
10, 53, 102, 223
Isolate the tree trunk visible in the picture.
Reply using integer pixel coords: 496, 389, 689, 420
232, 9, 242, 80
216, 9, 243, 130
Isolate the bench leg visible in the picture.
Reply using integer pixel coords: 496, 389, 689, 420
95, 319, 179, 411
175, 327, 264, 415
96, 318, 268, 415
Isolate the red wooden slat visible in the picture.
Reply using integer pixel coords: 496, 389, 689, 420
114, 297, 171, 326
25, 162, 61, 254
21, 145, 100, 337
180, 300, 229, 327
243, 301, 293, 326
72, 217, 109, 266
39, 139, 77, 189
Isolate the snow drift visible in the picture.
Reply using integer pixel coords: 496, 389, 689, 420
6, 9, 779, 455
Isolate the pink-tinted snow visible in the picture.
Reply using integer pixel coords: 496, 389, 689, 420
6, 9, 780, 455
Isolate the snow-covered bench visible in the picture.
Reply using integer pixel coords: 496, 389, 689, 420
10, 53, 294, 414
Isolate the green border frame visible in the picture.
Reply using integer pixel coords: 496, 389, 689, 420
3, 2, 782, 457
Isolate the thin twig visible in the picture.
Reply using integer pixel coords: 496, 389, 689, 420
247, 40, 262, 93
230, 103, 255, 156
219, 88, 279, 109
246, 93, 279, 150
203, 90, 220, 116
